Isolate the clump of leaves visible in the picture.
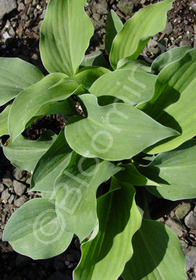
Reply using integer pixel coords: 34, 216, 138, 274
0, 0, 195, 279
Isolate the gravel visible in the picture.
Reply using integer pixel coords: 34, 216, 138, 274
13, 180, 26, 196
0, 0, 17, 20
0, 0, 196, 279
185, 208, 196, 230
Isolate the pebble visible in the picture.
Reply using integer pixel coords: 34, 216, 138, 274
1, 188, 10, 200
185, 246, 196, 273
13, 168, 23, 181
8, 26, 15, 37
40, 9, 46, 19
2, 32, 11, 40
94, 1, 107, 15
185, 208, 196, 230
8, 194, 15, 204
175, 202, 192, 220
190, 1, 196, 13
18, 2, 25, 12
165, 217, 185, 237
32, 0, 37, 6
21, 13, 28, 21
31, 53, 39, 60
0, 183, 4, 192
13, 180, 26, 196
0, 0, 17, 20
147, 39, 159, 55
180, 38, 192, 47
117, 0, 134, 16
2, 178, 12, 188
14, 195, 28, 207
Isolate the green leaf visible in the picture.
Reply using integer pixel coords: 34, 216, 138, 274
40, 0, 94, 76
109, 0, 174, 69
55, 157, 121, 240
151, 46, 192, 74
65, 94, 177, 161
80, 51, 110, 69
75, 66, 110, 90
116, 163, 147, 186
0, 58, 44, 106
139, 138, 196, 200
2, 132, 56, 171
105, 10, 123, 55
2, 198, 73, 260
141, 48, 196, 153
74, 179, 142, 280
9, 73, 81, 141
89, 68, 156, 105
122, 219, 186, 280
0, 105, 11, 136
32, 98, 77, 121
117, 58, 151, 72
26, 98, 77, 130
31, 130, 72, 196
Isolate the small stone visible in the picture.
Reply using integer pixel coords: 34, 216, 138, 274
13, 180, 26, 196
8, 26, 15, 37
165, 218, 184, 237
26, 176, 31, 185
4, 20, 11, 29
31, 53, 38, 60
8, 194, 15, 204
40, 9, 46, 19
96, 3, 107, 15
14, 195, 28, 207
2, 31, 11, 40
147, 39, 159, 55
27, 6, 34, 17
0, 183, 4, 192
2, 178, 12, 188
117, 0, 134, 16
190, 1, 196, 13
180, 39, 191, 47
185, 210, 196, 230
156, 217, 164, 223
21, 13, 28, 21
175, 202, 192, 220
18, 2, 25, 11
32, 0, 37, 6
185, 246, 196, 272
1, 189, 10, 200
13, 168, 23, 181
0, 0, 17, 20
93, 13, 101, 21
34, 9, 38, 18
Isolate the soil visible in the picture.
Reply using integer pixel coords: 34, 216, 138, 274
0, 0, 196, 279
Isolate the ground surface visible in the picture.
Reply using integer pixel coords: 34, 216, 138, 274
0, 0, 196, 279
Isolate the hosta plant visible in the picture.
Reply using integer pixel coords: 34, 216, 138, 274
0, 0, 196, 279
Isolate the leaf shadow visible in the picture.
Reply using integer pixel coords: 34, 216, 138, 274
92, 183, 135, 265
122, 219, 169, 279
